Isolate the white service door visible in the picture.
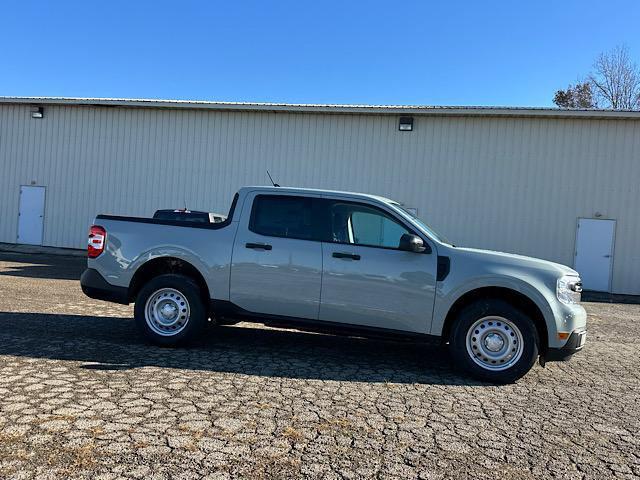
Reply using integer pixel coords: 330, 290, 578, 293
17, 186, 46, 245
574, 218, 615, 292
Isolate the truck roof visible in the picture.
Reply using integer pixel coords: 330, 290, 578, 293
239, 186, 398, 205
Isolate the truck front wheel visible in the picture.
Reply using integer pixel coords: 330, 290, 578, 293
134, 274, 207, 346
450, 299, 539, 383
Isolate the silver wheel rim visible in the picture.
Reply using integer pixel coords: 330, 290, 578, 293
144, 288, 190, 336
466, 316, 524, 371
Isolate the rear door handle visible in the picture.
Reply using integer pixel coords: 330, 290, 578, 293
332, 252, 360, 260
246, 242, 272, 250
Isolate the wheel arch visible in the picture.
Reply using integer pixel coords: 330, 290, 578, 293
440, 286, 549, 354
128, 257, 210, 304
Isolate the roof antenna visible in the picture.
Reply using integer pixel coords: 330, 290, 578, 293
266, 170, 280, 187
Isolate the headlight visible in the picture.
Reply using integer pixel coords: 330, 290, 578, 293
557, 275, 582, 304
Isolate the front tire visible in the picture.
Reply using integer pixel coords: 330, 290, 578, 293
450, 299, 539, 383
134, 274, 207, 346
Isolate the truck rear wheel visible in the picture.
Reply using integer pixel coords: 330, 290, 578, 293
450, 299, 539, 383
134, 274, 207, 346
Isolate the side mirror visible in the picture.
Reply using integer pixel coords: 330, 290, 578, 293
399, 233, 428, 253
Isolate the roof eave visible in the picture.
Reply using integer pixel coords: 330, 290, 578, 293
1, 96, 639, 120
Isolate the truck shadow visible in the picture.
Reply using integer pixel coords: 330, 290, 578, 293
0, 253, 85, 281
0, 312, 487, 386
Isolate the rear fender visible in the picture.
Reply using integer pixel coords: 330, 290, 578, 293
125, 246, 213, 298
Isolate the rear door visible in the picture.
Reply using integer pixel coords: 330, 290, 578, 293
230, 192, 323, 319
319, 199, 438, 334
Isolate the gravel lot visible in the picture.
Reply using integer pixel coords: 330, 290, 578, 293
0, 252, 638, 480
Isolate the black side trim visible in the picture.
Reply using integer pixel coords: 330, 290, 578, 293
546, 330, 586, 361
80, 268, 130, 305
95, 215, 229, 230
436, 256, 450, 281
95, 192, 239, 231
210, 300, 440, 343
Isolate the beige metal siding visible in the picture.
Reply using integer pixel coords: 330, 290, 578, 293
1, 104, 639, 294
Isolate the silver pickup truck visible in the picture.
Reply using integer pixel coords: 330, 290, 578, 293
81, 186, 586, 383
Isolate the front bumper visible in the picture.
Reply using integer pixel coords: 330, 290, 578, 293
80, 268, 130, 305
546, 329, 587, 361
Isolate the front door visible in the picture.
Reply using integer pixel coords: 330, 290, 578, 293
319, 199, 438, 334
574, 218, 615, 292
17, 185, 46, 245
230, 193, 323, 319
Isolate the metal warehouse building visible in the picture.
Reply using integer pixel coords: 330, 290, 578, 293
1, 97, 639, 295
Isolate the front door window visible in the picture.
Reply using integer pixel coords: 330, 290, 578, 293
330, 202, 411, 249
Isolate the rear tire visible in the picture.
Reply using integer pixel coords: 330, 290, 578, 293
450, 299, 539, 383
134, 274, 207, 346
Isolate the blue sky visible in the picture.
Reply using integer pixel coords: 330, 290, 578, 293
1, 1, 639, 107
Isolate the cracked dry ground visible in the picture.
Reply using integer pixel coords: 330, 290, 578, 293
0, 253, 638, 480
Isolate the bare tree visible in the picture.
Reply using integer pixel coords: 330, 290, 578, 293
589, 46, 640, 110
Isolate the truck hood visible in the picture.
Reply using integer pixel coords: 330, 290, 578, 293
451, 246, 579, 278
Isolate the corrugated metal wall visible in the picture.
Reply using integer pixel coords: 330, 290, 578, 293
1, 103, 639, 294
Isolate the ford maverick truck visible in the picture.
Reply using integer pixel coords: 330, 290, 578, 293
81, 186, 586, 382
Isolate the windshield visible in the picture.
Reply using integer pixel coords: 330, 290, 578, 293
390, 203, 453, 245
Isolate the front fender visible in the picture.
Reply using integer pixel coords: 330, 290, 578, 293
431, 274, 558, 344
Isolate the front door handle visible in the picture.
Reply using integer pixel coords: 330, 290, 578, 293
246, 242, 272, 250
332, 252, 360, 260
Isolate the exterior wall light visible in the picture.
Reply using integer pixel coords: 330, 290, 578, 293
31, 106, 44, 119
399, 116, 413, 131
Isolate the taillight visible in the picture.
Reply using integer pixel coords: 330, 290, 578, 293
88, 225, 106, 258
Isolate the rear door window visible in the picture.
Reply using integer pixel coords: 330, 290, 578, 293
250, 195, 317, 240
